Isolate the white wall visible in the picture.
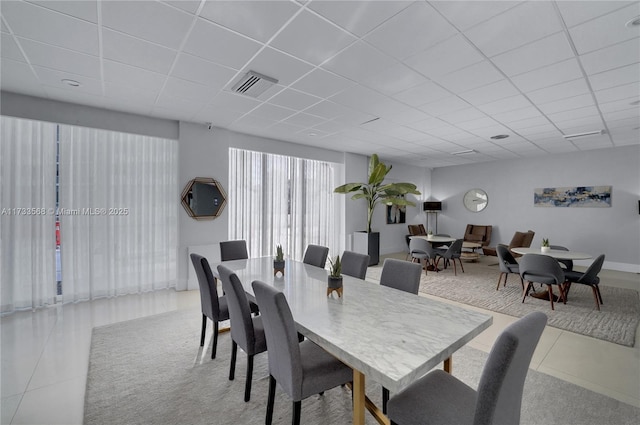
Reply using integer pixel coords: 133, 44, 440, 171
177, 121, 346, 289
431, 145, 640, 272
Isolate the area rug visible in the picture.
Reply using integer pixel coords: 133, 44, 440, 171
365, 260, 640, 347
84, 309, 640, 425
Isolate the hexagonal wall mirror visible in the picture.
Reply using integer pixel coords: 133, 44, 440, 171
181, 177, 227, 220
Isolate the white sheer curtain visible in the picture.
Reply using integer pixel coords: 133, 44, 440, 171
1, 116, 57, 313
229, 148, 343, 261
58, 125, 177, 302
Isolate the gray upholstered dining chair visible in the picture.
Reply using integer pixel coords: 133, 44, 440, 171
190, 253, 229, 359
549, 245, 573, 271
217, 265, 267, 402
520, 253, 566, 310
251, 280, 353, 425
563, 254, 606, 310
378, 257, 422, 413
302, 244, 329, 268
220, 240, 249, 261
434, 238, 465, 276
496, 244, 524, 291
379, 258, 422, 295
409, 237, 436, 276
340, 250, 370, 280
387, 311, 547, 425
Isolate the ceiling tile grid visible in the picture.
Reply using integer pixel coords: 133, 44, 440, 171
0, 0, 638, 168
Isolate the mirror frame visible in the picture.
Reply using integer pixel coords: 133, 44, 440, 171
180, 177, 227, 220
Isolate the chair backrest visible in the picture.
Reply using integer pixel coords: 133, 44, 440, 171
190, 253, 221, 320
464, 224, 493, 247
509, 230, 535, 249
549, 245, 573, 271
379, 258, 422, 295
302, 244, 329, 268
252, 280, 303, 400
578, 254, 605, 284
519, 254, 564, 284
496, 244, 518, 273
341, 251, 370, 280
220, 240, 249, 261
474, 311, 547, 425
444, 238, 464, 257
218, 265, 256, 350
417, 224, 427, 234
409, 237, 436, 258
407, 224, 424, 236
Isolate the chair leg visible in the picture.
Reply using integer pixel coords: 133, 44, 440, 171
292, 400, 301, 425
519, 276, 524, 290
452, 258, 457, 276
244, 354, 254, 402
229, 341, 237, 380
591, 286, 601, 310
496, 272, 505, 290
547, 285, 555, 310
595, 285, 603, 305
266, 375, 276, 425
522, 282, 533, 303
458, 258, 464, 273
382, 387, 389, 414
212, 321, 219, 359
200, 314, 207, 346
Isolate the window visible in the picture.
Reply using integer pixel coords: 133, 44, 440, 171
228, 148, 343, 261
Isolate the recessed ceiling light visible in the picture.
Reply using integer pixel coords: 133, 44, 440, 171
490, 134, 509, 140
61, 79, 81, 87
625, 16, 640, 28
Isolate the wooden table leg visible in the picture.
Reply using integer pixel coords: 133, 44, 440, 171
444, 356, 452, 373
353, 370, 365, 425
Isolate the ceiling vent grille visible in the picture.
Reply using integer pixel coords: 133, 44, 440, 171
231, 71, 278, 98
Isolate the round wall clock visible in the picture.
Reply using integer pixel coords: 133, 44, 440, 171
463, 189, 488, 212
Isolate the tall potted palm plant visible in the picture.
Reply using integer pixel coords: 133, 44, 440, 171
334, 154, 420, 265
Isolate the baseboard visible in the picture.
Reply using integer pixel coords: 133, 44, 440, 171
602, 261, 640, 274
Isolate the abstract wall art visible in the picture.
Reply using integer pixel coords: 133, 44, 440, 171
534, 185, 612, 208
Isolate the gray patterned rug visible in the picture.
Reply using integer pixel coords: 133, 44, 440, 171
365, 260, 640, 347
84, 309, 640, 425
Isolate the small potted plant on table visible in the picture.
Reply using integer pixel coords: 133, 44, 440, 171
327, 255, 343, 297
273, 244, 285, 276
541, 238, 550, 253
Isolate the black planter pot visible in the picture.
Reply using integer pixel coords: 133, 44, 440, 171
327, 276, 343, 289
353, 231, 379, 266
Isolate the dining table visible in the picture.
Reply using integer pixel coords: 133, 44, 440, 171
409, 235, 456, 270
213, 257, 492, 425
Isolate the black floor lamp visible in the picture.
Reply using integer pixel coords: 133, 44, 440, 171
423, 201, 442, 233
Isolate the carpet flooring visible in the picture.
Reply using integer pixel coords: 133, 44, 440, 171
365, 260, 640, 347
84, 309, 640, 425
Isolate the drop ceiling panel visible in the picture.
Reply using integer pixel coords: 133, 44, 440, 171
595, 82, 640, 103
477, 95, 533, 115
556, 0, 634, 28
290, 68, 354, 98
405, 35, 484, 78
580, 38, 640, 75
101, 1, 193, 49
433, 60, 504, 93
546, 105, 600, 122
103, 60, 167, 92
419, 95, 469, 117
360, 62, 426, 96
183, 19, 262, 69
458, 79, 520, 105
364, 2, 457, 60
1, 58, 46, 97
490, 32, 574, 77
464, 1, 562, 57
588, 63, 640, 90
393, 81, 451, 107
568, 3, 640, 54
1, 34, 26, 61
17, 37, 101, 78
30, 0, 99, 23
268, 88, 320, 110
430, 1, 522, 31
239, 48, 313, 88
34, 66, 103, 95
199, 0, 300, 43
526, 79, 591, 104
102, 29, 177, 74
537, 93, 596, 115
308, 0, 412, 37
164, 1, 201, 15
511, 59, 583, 92
282, 112, 326, 128
270, 9, 356, 65
171, 53, 237, 89
208, 91, 261, 113
321, 41, 398, 82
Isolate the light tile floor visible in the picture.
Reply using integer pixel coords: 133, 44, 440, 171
1, 255, 639, 424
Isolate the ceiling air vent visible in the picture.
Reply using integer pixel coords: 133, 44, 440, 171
231, 71, 278, 98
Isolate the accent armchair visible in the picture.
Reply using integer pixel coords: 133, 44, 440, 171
483, 230, 535, 258
463, 224, 492, 247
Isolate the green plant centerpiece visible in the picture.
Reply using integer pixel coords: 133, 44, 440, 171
327, 255, 343, 297
334, 154, 421, 233
273, 244, 285, 276
541, 238, 550, 252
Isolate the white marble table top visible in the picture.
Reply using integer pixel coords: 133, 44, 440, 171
511, 247, 592, 260
410, 235, 456, 243
213, 257, 492, 393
